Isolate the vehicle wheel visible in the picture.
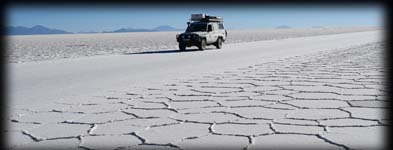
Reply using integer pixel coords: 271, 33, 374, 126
179, 43, 186, 51
215, 38, 223, 49
198, 39, 207, 50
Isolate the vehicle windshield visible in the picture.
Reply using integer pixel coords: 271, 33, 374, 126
186, 23, 207, 32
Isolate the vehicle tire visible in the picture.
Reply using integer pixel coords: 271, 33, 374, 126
215, 38, 223, 49
198, 39, 207, 51
179, 43, 186, 51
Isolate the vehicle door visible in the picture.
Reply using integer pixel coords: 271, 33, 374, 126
211, 23, 219, 43
218, 23, 226, 40
206, 24, 215, 44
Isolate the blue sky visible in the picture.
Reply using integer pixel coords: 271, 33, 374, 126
7, 5, 384, 32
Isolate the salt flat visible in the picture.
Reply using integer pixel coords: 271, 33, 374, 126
6, 30, 387, 149
7, 27, 378, 63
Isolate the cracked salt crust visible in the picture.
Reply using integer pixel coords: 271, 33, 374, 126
136, 123, 210, 144
320, 126, 386, 149
175, 134, 250, 149
249, 134, 344, 149
79, 135, 141, 149
16, 138, 82, 150
7, 41, 386, 149
212, 123, 273, 136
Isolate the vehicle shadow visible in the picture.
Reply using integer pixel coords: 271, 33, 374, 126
124, 48, 217, 55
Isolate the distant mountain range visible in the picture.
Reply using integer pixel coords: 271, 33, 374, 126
106, 25, 182, 33
311, 26, 325, 28
7, 25, 72, 35
6, 25, 182, 35
275, 25, 292, 29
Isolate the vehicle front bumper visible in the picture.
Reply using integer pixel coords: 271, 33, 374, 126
177, 36, 202, 46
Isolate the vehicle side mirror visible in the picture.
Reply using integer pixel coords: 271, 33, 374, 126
187, 22, 190, 27
208, 26, 212, 32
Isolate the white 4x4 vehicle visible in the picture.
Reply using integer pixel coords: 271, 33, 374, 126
176, 14, 227, 51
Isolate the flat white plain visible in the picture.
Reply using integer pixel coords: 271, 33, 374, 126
6, 27, 379, 63
6, 28, 386, 149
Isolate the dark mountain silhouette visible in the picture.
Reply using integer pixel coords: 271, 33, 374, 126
107, 25, 180, 33
152, 25, 178, 31
108, 28, 152, 33
275, 25, 292, 29
6, 25, 181, 35
312, 26, 325, 28
7, 25, 73, 35
78, 31, 100, 34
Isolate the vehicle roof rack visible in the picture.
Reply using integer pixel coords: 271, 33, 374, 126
190, 14, 223, 22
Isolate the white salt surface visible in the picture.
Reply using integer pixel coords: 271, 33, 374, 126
6, 27, 379, 63
7, 29, 386, 149
9, 30, 382, 108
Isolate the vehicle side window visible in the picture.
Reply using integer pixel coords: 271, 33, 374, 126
219, 23, 224, 29
213, 23, 219, 31
208, 24, 213, 32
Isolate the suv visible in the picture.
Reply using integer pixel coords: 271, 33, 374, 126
176, 14, 227, 51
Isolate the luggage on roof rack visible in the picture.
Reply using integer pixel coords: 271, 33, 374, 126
191, 14, 223, 22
